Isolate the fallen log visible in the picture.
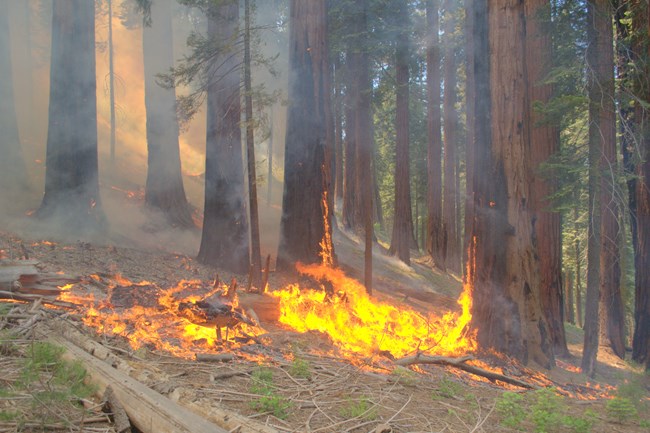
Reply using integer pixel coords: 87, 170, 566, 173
195, 353, 236, 363
395, 353, 540, 390
49, 334, 230, 433
237, 292, 279, 324
0, 290, 75, 309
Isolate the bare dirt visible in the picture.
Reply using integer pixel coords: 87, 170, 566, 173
1, 220, 649, 433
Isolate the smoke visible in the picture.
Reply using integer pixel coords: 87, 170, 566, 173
0, 0, 291, 262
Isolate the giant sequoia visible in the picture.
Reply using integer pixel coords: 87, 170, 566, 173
467, 0, 554, 368
38, 0, 104, 230
277, 0, 334, 269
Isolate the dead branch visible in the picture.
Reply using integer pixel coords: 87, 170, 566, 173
0, 291, 75, 309
103, 385, 132, 433
394, 354, 540, 390
195, 353, 236, 363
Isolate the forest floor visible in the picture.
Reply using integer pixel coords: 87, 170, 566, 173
0, 197, 649, 432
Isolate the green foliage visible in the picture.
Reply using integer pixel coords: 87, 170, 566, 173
434, 377, 463, 399
495, 388, 597, 433
289, 357, 311, 379
0, 410, 19, 422
606, 397, 638, 424
390, 366, 417, 387
339, 396, 377, 420
531, 387, 564, 433
249, 367, 292, 419
495, 391, 526, 430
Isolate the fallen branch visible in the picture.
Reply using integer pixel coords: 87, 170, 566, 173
196, 353, 236, 363
103, 385, 132, 433
0, 291, 75, 309
394, 353, 539, 390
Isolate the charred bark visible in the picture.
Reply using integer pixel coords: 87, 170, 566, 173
37, 0, 104, 231
143, 0, 193, 228
525, 0, 569, 357
277, 0, 334, 269
198, 1, 249, 274
468, 0, 554, 368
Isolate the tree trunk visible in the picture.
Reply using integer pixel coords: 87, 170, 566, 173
333, 55, 344, 206
467, 0, 554, 368
388, 0, 414, 266
581, 0, 606, 377
0, 0, 27, 195
441, 0, 459, 273
463, 0, 475, 276
566, 271, 575, 325
266, 108, 274, 206
277, 0, 334, 269
574, 201, 583, 328
631, 0, 650, 369
425, 0, 443, 268
38, 0, 104, 230
143, 0, 193, 228
108, 0, 116, 163
244, 0, 262, 286
525, 0, 569, 357
342, 55, 358, 231
197, 1, 249, 274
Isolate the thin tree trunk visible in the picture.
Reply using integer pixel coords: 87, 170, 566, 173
582, 0, 605, 377
334, 55, 344, 207
108, 0, 116, 163
266, 108, 274, 206
566, 271, 575, 325
244, 0, 262, 286
342, 58, 358, 230
388, 0, 414, 265
574, 201, 583, 328
426, 0, 443, 267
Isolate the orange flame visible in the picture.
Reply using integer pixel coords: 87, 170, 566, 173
271, 263, 475, 360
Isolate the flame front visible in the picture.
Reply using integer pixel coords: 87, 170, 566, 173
271, 263, 475, 360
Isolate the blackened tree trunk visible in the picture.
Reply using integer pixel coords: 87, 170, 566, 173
441, 0, 460, 273
38, 0, 104, 230
632, 0, 650, 369
197, 1, 249, 274
388, 0, 415, 266
467, 0, 554, 368
463, 0, 475, 274
525, 0, 569, 357
334, 55, 344, 206
425, 0, 443, 268
277, 0, 334, 268
143, 0, 193, 228
244, 0, 262, 285
0, 0, 27, 195
582, 0, 607, 376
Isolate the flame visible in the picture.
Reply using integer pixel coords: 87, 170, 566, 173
271, 263, 475, 360
319, 190, 334, 267
58, 276, 262, 358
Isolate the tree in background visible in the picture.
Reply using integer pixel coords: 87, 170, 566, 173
525, 0, 569, 357
37, 0, 104, 231
142, 0, 193, 228
388, 0, 415, 266
277, 0, 334, 269
0, 0, 27, 197
197, 0, 249, 273
441, 0, 460, 273
425, 0, 443, 269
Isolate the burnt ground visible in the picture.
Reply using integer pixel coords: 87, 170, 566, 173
1, 217, 649, 433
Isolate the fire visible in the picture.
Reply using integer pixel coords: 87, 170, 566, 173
58, 276, 262, 358
271, 263, 475, 360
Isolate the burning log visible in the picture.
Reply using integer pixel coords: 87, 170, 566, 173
395, 353, 540, 390
178, 297, 256, 343
0, 259, 39, 290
